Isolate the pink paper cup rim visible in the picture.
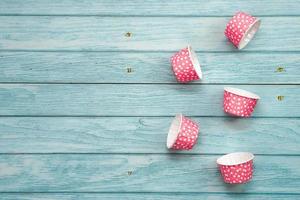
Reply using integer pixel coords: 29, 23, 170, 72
166, 114, 183, 149
224, 87, 260, 99
238, 18, 261, 49
187, 45, 203, 80
217, 152, 254, 166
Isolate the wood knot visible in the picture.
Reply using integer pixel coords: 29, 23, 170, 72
277, 96, 284, 101
125, 32, 132, 37
276, 66, 285, 72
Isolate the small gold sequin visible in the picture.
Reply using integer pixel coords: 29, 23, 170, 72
126, 67, 133, 73
125, 32, 132, 37
276, 67, 285, 72
277, 96, 284, 101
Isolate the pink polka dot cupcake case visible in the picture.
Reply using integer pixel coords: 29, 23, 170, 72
170, 45, 203, 83
167, 114, 199, 150
165, 11, 262, 184
217, 152, 254, 184
223, 87, 260, 117
225, 11, 261, 49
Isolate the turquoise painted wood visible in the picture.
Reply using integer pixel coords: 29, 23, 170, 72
0, 155, 300, 193
2, 194, 300, 200
0, 84, 298, 117
0, 17, 300, 51
0, 117, 299, 154
1, 0, 300, 16
0, 0, 300, 199
0, 52, 299, 84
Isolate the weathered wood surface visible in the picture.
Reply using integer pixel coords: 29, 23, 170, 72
0, 84, 298, 117
0, 117, 299, 154
0, 52, 299, 84
0, 17, 300, 51
1, 0, 300, 16
1, 193, 300, 200
0, 154, 299, 193
0, 0, 299, 198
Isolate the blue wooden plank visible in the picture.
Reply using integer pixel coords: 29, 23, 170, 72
0, 17, 300, 51
0, 84, 298, 117
0, 0, 299, 198
0, 52, 299, 84
0, 117, 299, 154
1, 193, 300, 200
0, 154, 300, 193
0, 0, 300, 16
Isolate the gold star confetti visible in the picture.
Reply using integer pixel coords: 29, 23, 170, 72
125, 32, 132, 37
126, 67, 133, 73
127, 171, 133, 176
277, 96, 284, 101
276, 67, 285, 72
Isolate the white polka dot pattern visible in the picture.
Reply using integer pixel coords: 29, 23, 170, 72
223, 90, 258, 117
170, 47, 200, 83
171, 116, 199, 150
219, 160, 253, 184
225, 12, 257, 48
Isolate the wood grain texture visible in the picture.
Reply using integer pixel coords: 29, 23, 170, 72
0, 117, 299, 154
0, 0, 300, 16
0, 0, 299, 197
0, 154, 300, 193
0, 17, 300, 51
0, 84, 298, 117
1, 193, 300, 200
0, 52, 299, 84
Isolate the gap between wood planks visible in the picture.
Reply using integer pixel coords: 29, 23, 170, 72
1, 14, 300, 17
1, 153, 300, 156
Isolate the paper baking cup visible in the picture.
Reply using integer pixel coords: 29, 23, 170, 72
167, 114, 199, 150
170, 46, 202, 83
225, 12, 261, 49
217, 152, 254, 184
223, 87, 260, 117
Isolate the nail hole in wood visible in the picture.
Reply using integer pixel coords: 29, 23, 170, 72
277, 96, 284, 101
127, 171, 133, 176
125, 32, 132, 37
276, 67, 285, 72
